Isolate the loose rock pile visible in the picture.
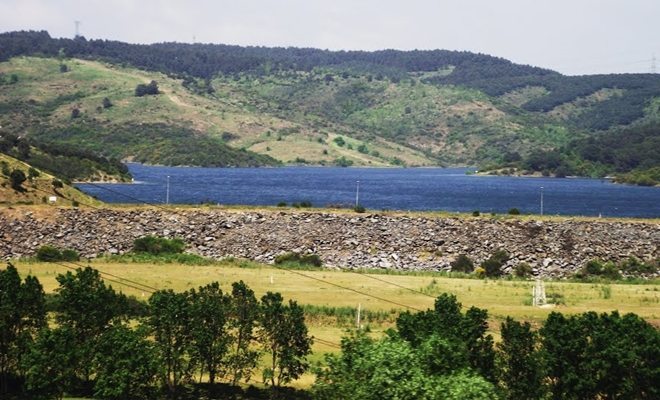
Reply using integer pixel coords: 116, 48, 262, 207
1, 208, 657, 278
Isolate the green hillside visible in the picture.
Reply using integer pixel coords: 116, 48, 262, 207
0, 152, 100, 206
0, 30, 658, 177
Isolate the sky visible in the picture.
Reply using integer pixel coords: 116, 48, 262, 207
1, 0, 658, 76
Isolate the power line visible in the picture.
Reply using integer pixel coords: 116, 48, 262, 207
349, 270, 437, 299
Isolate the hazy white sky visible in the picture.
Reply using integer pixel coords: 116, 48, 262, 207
1, 0, 658, 75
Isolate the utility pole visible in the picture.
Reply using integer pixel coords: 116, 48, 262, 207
166, 175, 170, 205
74, 20, 81, 38
355, 180, 360, 208
540, 186, 544, 216
356, 303, 361, 329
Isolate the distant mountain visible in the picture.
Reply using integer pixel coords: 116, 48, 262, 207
0, 30, 658, 182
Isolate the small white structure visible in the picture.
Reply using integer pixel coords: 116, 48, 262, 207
48, 196, 57, 204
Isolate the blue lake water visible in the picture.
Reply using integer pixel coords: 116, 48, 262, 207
76, 164, 660, 218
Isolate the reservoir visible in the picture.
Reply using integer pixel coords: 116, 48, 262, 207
77, 164, 660, 218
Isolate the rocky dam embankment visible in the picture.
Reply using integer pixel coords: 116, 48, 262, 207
1, 208, 658, 277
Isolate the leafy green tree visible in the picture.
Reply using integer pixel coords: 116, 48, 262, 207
314, 331, 497, 400
187, 282, 230, 384
27, 167, 39, 180
54, 267, 129, 385
92, 325, 158, 400
227, 281, 260, 385
147, 289, 193, 393
497, 317, 546, 400
0, 264, 46, 394
23, 327, 80, 400
9, 169, 26, 191
260, 292, 312, 387
481, 250, 509, 278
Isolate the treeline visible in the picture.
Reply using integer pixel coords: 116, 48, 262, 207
0, 133, 130, 182
32, 123, 280, 168
0, 31, 552, 80
0, 264, 312, 399
506, 122, 660, 184
314, 293, 659, 400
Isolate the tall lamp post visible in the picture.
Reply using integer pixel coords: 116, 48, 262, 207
540, 186, 544, 216
355, 180, 360, 208
166, 175, 170, 205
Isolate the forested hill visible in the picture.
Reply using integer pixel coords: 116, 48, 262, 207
0, 30, 659, 182
0, 30, 556, 80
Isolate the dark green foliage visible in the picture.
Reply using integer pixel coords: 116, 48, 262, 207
451, 254, 475, 273
472, 210, 480, 216
227, 281, 260, 385
334, 156, 353, 167
27, 167, 39, 179
35, 245, 61, 262
0, 264, 46, 394
51, 179, 63, 188
147, 289, 194, 393
34, 123, 279, 168
576, 259, 622, 280
274, 252, 322, 268
101, 97, 112, 108
92, 325, 158, 400
333, 136, 345, 147
513, 262, 533, 278
135, 80, 160, 97
0, 161, 9, 177
396, 293, 496, 381
480, 250, 509, 278
497, 317, 546, 400
187, 282, 230, 384
260, 292, 312, 387
36, 245, 80, 262
353, 205, 366, 213
507, 208, 520, 215
277, 201, 287, 207
8, 169, 25, 190
357, 143, 369, 154
59, 63, 68, 73
133, 235, 185, 255
541, 311, 659, 400
70, 107, 80, 119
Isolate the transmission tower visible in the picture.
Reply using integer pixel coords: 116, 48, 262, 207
74, 20, 81, 38
652, 54, 657, 74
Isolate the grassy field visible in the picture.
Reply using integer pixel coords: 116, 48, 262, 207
9, 257, 660, 390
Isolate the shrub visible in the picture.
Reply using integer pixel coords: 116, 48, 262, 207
277, 201, 287, 207
474, 267, 486, 279
508, 208, 521, 215
274, 252, 322, 268
61, 249, 80, 262
577, 259, 622, 280
472, 210, 480, 217
514, 262, 533, 278
36, 245, 62, 262
9, 169, 26, 190
52, 179, 64, 189
354, 205, 366, 213
481, 250, 510, 277
132, 235, 185, 255
450, 254, 474, 273
71, 200, 79, 208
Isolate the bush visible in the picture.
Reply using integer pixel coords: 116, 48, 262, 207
481, 250, 510, 277
514, 262, 533, 278
61, 249, 80, 262
277, 201, 287, 207
354, 205, 366, 213
450, 254, 474, 273
274, 252, 322, 268
508, 208, 521, 215
52, 179, 64, 189
472, 210, 480, 217
36, 245, 62, 262
577, 259, 622, 280
132, 235, 185, 255
9, 169, 26, 190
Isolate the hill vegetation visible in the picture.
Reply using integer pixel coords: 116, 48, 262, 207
0, 30, 658, 182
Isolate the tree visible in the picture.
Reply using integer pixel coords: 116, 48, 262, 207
481, 250, 509, 278
0, 264, 46, 394
260, 292, 312, 387
187, 282, 230, 384
9, 169, 26, 191
23, 327, 80, 400
27, 167, 39, 180
16, 140, 30, 159
227, 281, 260, 385
102, 97, 112, 108
497, 317, 546, 400
92, 325, 158, 400
135, 80, 160, 97
147, 289, 193, 393
54, 267, 129, 385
